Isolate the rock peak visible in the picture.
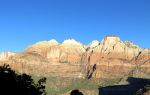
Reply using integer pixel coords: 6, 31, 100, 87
62, 39, 82, 46
48, 39, 59, 44
31, 39, 59, 47
89, 40, 99, 48
101, 35, 121, 45
105, 35, 119, 37
124, 40, 139, 49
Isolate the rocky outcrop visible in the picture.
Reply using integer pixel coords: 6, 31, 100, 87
88, 40, 100, 49
0, 51, 16, 61
46, 39, 86, 63
82, 36, 150, 79
90, 36, 144, 58
25, 39, 59, 54
0, 35, 150, 79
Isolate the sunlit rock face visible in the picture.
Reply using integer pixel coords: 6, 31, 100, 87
101, 35, 121, 48
88, 40, 99, 49
46, 39, 86, 63
92, 36, 141, 55
82, 36, 150, 78
25, 39, 59, 54
0, 51, 16, 61
0, 36, 150, 79
93, 36, 124, 53
88, 36, 146, 60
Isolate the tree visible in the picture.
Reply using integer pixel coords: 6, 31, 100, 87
0, 64, 47, 95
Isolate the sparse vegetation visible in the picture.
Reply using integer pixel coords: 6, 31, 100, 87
32, 75, 121, 95
117, 58, 132, 63
27, 51, 41, 57
59, 60, 68, 63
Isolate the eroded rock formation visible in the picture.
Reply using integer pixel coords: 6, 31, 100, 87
0, 36, 150, 79
0, 51, 16, 61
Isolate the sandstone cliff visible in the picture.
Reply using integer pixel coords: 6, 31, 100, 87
0, 51, 16, 61
0, 36, 150, 79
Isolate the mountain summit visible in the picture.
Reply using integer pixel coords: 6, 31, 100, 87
0, 36, 150, 79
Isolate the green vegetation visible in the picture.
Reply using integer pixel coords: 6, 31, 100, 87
32, 76, 121, 95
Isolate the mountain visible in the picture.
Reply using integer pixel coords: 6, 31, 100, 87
0, 51, 16, 61
0, 35, 150, 79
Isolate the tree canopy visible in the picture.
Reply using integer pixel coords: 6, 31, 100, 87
0, 64, 47, 95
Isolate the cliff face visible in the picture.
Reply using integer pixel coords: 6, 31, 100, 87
0, 51, 16, 61
90, 36, 143, 57
84, 36, 150, 79
1, 36, 150, 79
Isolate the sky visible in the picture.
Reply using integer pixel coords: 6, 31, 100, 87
0, 0, 150, 53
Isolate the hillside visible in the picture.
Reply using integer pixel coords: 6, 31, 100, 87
0, 35, 150, 95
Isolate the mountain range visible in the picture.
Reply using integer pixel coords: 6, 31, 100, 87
0, 35, 150, 79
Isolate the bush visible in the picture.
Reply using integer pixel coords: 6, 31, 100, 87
0, 64, 47, 95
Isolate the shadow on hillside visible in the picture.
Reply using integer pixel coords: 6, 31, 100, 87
87, 64, 97, 79
99, 77, 150, 95
70, 89, 84, 95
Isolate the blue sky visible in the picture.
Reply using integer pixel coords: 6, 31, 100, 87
0, 0, 150, 53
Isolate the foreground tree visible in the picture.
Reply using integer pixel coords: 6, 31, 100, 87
0, 64, 47, 95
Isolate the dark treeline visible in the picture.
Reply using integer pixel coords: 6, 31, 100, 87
0, 64, 47, 95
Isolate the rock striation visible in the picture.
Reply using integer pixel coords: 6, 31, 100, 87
0, 35, 150, 79
0, 51, 16, 61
